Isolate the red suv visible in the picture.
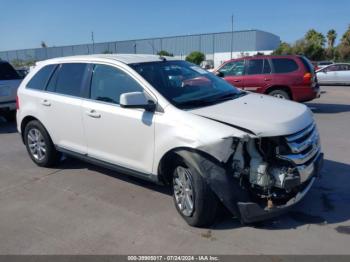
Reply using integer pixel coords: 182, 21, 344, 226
214, 55, 320, 102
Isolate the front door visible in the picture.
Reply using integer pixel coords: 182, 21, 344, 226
82, 64, 155, 174
217, 60, 245, 89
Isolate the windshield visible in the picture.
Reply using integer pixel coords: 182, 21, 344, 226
130, 60, 243, 109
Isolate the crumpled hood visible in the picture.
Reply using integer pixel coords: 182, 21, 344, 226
189, 93, 314, 137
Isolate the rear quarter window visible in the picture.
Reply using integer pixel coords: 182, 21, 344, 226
299, 56, 314, 73
271, 58, 299, 73
27, 64, 56, 90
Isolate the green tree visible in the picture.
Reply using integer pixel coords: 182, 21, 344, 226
325, 29, 337, 60
272, 42, 293, 55
157, 50, 173, 57
337, 25, 350, 61
305, 29, 326, 47
185, 51, 205, 65
327, 29, 337, 48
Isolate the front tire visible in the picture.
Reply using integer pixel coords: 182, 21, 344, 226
172, 160, 219, 227
24, 120, 60, 167
268, 89, 290, 100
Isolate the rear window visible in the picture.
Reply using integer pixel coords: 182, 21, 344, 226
27, 65, 56, 90
47, 63, 87, 97
0, 62, 21, 80
272, 58, 298, 73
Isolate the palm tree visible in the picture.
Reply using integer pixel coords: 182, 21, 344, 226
327, 29, 337, 49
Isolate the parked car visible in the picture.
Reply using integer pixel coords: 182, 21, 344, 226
316, 63, 350, 85
312, 61, 333, 71
16, 67, 30, 78
17, 55, 323, 227
0, 60, 23, 121
214, 55, 320, 102
200, 59, 214, 70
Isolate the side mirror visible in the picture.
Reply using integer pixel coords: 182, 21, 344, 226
120, 92, 156, 112
215, 71, 224, 77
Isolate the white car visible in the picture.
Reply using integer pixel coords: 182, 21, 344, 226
17, 54, 323, 226
316, 63, 350, 85
0, 60, 23, 121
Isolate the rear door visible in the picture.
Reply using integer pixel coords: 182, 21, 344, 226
243, 58, 272, 92
217, 60, 245, 89
41, 63, 88, 154
336, 64, 350, 83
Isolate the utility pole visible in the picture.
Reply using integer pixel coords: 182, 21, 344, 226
91, 31, 95, 54
230, 14, 234, 59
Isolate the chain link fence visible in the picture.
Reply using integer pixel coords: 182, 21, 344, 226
0, 31, 280, 67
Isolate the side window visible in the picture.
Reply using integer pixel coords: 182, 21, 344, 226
47, 63, 87, 96
219, 60, 245, 76
0, 62, 21, 80
26, 65, 56, 90
272, 59, 298, 73
246, 59, 263, 75
325, 65, 339, 72
90, 64, 143, 104
263, 59, 271, 74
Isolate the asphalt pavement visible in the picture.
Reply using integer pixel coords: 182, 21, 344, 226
0, 86, 349, 254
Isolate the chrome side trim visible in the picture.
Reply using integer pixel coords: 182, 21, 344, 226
287, 127, 319, 153
285, 123, 315, 142
277, 145, 320, 165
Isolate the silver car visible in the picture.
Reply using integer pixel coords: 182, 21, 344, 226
316, 63, 350, 85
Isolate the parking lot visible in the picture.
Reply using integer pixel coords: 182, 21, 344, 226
0, 85, 349, 255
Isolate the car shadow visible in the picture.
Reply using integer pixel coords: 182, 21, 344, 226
58, 156, 350, 231
57, 156, 172, 196
306, 103, 350, 114
0, 119, 17, 134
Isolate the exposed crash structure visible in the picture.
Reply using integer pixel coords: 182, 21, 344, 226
177, 120, 323, 224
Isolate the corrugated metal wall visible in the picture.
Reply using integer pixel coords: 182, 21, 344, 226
0, 30, 280, 64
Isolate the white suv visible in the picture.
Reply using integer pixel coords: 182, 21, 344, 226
17, 54, 323, 227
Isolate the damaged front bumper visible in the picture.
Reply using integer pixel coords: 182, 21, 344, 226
237, 152, 324, 224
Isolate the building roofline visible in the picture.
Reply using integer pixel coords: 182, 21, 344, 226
0, 29, 279, 53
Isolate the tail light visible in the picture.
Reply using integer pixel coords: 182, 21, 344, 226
16, 95, 19, 110
303, 73, 312, 85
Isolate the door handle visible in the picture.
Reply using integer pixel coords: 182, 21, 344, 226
264, 78, 272, 81
233, 79, 241, 82
41, 99, 51, 107
86, 110, 101, 118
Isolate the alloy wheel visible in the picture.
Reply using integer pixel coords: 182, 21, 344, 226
173, 166, 195, 217
27, 128, 46, 161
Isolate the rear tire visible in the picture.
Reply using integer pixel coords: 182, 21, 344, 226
268, 89, 290, 100
172, 159, 219, 227
24, 120, 61, 167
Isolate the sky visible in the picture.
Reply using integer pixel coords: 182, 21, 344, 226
0, 0, 349, 51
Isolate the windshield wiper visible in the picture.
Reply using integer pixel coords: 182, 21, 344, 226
177, 99, 216, 109
177, 92, 246, 109
207, 91, 246, 103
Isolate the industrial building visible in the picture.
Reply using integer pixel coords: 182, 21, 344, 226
0, 30, 280, 67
